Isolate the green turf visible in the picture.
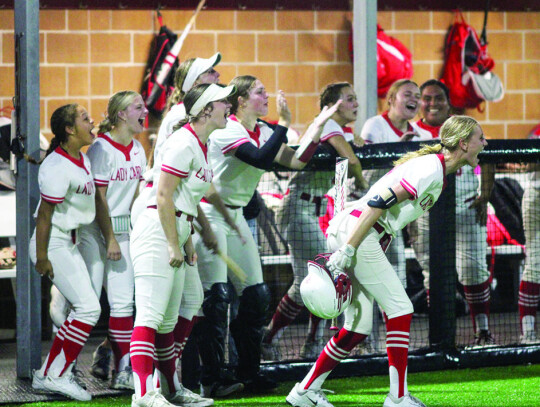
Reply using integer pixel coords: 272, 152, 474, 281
12, 364, 540, 407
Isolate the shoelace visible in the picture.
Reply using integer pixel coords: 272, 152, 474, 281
309, 388, 334, 403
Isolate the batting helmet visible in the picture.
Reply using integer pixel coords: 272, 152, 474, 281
300, 254, 353, 319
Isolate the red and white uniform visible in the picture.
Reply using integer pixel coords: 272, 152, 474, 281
327, 153, 447, 334
196, 116, 273, 292
360, 113, 429, 288
154, 102, 186, 165
30, 147, 100, 378
410, 120, 490, 288
78, 133, 145, 372
131, 124, 213, 332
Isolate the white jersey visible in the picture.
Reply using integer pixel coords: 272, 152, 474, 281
330, 154, 447, 236
147, 124, 213, 216
88, 133, 146, 217
154, 102, 186, 165
412, 119, 479, 205
36, 147, 96, 232
208, 115, 274, 207
288, 119, 348, 196
362, 112, 429, 144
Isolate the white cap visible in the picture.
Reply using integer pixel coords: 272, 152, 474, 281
182, 52, 222, 93
189, 84, 236, 117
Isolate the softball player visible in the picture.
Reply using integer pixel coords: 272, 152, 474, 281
518, 125, 540, 344
262, 82, 368, 360
76, 91, 147, 389
287, 116, 487, 407
361, 79, 424, 289
194, 75, 340, 396
410, 80, 496, 346
30, 104, 98, 401
129, 83, 235, 407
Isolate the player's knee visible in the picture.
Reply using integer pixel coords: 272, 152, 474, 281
74, 300, 101, 326
157, 317, 177, 334
202, 283, 231, 324
237, 283, 271, 325
287, 282, 303, 305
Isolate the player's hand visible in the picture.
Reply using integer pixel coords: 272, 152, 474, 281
327, 244, 355, 278
168, 244, 184, 269
400, 131, 418, 142
470, 196, 489, 225
201, 226, 219, 254
354, 176, 369, 191
184, 239, 197, 266
35, 258, 54, 279
353, 133, 365, 147
314, 100, 342, 129
106, 238, 122, 261
277, 90, 292, 128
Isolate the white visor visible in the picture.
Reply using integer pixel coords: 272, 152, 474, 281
189, 84, 236, 117
182, 52, 222, 93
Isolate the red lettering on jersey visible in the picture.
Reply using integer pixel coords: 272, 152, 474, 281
130, 166, 142, 180
419, 195, 434, 211
111, 166, 142, 181
195, 167, 213, 183
76, 181, 95, 195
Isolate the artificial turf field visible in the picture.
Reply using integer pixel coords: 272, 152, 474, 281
10, 364, 540, 407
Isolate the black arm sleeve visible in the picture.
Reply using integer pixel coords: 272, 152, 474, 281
234, 124, 288, 170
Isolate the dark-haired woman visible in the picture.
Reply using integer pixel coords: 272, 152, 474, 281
287, 115, 487, 407
262, 82, 368, 361
410, 79, 496, 346
194, 75, 340, 396
129, 83, 236, 407
30, 104, 97, 401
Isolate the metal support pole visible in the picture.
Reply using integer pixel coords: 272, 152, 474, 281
429, 173, 457, 349
14, 0, 41, 378
353, 0, 378, 130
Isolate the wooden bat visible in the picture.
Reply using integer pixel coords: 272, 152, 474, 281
146, 0, 207, 107
193, 223, 248, 283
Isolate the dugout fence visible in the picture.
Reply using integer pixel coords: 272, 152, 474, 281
252, 139, 540, 382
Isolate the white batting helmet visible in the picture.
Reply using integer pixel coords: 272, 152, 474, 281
300, 254, 353, 319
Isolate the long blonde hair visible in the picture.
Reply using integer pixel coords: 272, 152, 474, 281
394, 115, 479, 166
98, 90, 139, 134
165, 58, 196, 113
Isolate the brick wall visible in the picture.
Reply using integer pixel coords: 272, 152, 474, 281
0, 9, 538, 146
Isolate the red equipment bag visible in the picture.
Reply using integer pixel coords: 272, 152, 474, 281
440, 10, 503, 110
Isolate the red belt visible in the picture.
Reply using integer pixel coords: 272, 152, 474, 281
147, 205, 194, 222
300, 192, 322, 216
350, 209, 391, 252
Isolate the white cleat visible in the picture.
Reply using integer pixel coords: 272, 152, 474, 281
42, 373, 92, 401
31, 370, 47, 391
165, 384, 214, 406
383, 393, 426, 407
111, 366, 134, 390
519, 331, 538, 345
132, 390, 175, 407
286, 383, 334, 407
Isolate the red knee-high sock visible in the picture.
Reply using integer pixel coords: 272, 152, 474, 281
519, 280, 540, 332
301, 328, 366, 390
109, 316, 133, 371
463, 280, 491, 331
173, 316, 196, 361
43, 320, 70, 376
265, 294, 303, 343
307, 314, 323, 341
58, 319, 93, 376
130, 326, 156, 398
386, 313, 412, 399
155, 332, 180, 395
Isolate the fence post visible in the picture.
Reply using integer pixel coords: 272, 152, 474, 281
429, 173, 456, 349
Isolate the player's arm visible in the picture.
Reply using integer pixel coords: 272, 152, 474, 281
35, 200, 55, 278
326, 135, 369, 190
327, 183, 412, 275
156, 171, 184, 268
195, 204, 218, 254
95, 185, 121, 261
470, 164, 496, 225
275, 101, 343, 170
